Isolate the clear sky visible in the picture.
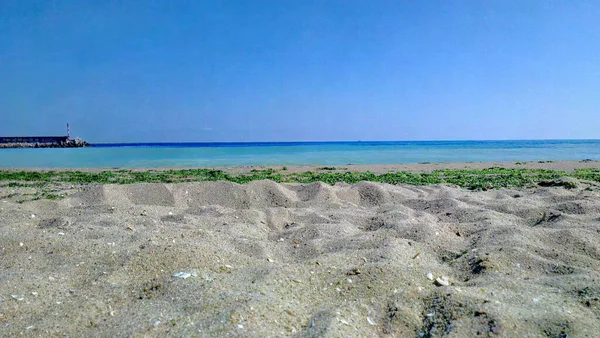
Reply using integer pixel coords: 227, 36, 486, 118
1, 1, 599, 143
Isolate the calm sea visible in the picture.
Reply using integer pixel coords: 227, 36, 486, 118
1, 140, 599, 169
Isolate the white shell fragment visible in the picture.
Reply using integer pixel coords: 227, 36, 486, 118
435, 277, 450, 286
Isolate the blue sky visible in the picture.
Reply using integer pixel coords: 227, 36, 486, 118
1, 1, 599, 142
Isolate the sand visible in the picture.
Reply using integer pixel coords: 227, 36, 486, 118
1, 167, 600, 336
10, 159, 600, 174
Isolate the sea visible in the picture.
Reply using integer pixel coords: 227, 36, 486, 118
1, 140, 599, 169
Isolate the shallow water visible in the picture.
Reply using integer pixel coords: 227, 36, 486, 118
1, 140, 600, 168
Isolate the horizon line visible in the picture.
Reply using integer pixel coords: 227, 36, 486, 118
90, 138, 600, 145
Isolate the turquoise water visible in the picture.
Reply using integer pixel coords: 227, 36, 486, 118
1, 140, 599, 169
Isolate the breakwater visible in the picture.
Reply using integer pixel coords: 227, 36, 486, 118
0, 137, 89, 148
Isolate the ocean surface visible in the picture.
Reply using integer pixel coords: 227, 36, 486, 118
1, 140, 599, 169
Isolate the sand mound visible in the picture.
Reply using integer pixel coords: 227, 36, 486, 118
1, 181, 600, 336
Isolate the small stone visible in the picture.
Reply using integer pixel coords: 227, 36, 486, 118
30, 214, 36, 219
31, 292, 38, 296
347, 268, 361, 275
19, 242, 24, 247
426, 272, 434, 280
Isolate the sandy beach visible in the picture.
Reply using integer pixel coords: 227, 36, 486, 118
1, 162, 600, 336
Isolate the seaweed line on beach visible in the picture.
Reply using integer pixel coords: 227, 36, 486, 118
1, 168, 599, 196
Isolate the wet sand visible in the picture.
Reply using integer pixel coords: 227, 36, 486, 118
8, 159, 600, 174
1, 162, 600, 336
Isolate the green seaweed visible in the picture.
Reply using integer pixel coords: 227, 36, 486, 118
1, 167, 599, 191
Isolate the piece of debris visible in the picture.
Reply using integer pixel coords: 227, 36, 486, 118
367, 317, 376, 326
412, 252, 421, 259
11, 295, 24, 301
30, 214, 36, 219
127, 226, 134, 231
173, 272, 193, 279
426, 272, 434, 280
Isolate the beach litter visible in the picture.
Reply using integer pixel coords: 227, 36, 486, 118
173, 271, 197, 279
